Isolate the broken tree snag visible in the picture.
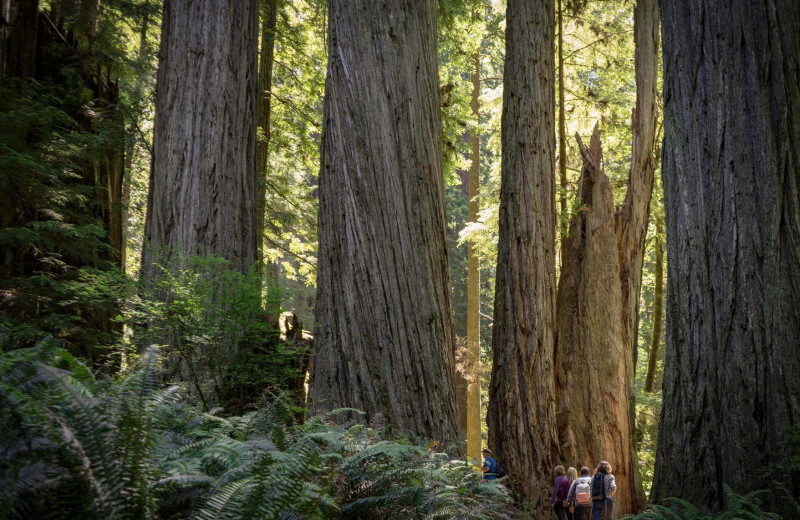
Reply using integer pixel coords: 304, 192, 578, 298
555, 126, 639, 515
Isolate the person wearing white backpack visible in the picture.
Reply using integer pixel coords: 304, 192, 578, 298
566, 466, 594, 520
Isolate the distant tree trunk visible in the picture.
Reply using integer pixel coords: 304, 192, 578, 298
653, 0, 800, 512
76, 0, 99, 45
1, 0, 38, 83
466, 50, 482, 463
311, 0, 460, 445
643, 216, 663, 394
487, 0, 559, 506
142, 0, 259, 278
557, 0, 567, 246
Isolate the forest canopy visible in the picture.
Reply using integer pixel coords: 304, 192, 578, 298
1, 0, 798, 519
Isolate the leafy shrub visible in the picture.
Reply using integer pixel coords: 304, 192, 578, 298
0, 340, 521, 520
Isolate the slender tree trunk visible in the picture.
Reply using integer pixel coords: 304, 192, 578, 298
557, 0, 567, 246
653, 0, 800, 513
76, 0, 99, 45
643, 216, 663, 394
466, 50, 482, 463
487, 0, 559, 506
256, 0, 280, 328
311, 0, 460, 445
142, 0, 259, 278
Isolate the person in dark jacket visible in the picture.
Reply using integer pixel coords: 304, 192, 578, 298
591, 461, 616, 520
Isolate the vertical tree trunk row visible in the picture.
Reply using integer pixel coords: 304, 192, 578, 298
487, 0, 559, 506
311, 0, 460, 445
653, 0, 800, 512
142, 0, 260, 278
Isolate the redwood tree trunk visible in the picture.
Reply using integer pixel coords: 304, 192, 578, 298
310, 0, 460, 445
487, 0, 559, 506
142, 0, 259, 278
653, 0, 800, 512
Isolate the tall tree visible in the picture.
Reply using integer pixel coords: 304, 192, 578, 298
141, 0, 259, 278
643, 215, 664, 394
311, 0, 460, 444
554, 1, 657, 513
487, 0, 559, 505
653, 0, 800, 512
256, 0, 281, 328
466, 50, 482, 463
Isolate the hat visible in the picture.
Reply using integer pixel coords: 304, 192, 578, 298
482, 448, 492, 454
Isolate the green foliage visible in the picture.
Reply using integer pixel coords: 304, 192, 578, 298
0, 341, 522, 520
622, 487, 784, 520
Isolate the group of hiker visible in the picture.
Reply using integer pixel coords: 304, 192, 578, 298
480, 449, 616, 520
551, 462, 616, 520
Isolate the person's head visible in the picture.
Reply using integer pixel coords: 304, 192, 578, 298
595, 461, 612, 475
580, 466, 590, 476
482, 448, 492, 459
553, 465, 565, 477
567, 466, 578, 482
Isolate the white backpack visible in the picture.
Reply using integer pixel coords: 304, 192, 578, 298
575, 477, 592, 506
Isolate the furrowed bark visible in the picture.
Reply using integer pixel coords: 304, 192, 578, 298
653, 0, 800, 513
142, 0, 259, 277
311, 0, 460, 445
487, 0, 559, 506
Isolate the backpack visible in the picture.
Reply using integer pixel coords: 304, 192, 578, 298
591, 473, 606, 500
575, 477, 592, 506
494, 462, 507, 478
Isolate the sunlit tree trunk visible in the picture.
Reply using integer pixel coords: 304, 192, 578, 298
256, 0, 281, 328
643, 216, 663, 394
311, 0, 460, 445
466, 50, 482, 463
487, 0, 559, 506
142, 0, 259, 278
653, 0, 800, 513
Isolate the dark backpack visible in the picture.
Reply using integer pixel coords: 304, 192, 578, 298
494, 462, 507, 478
591, 473, 606, 500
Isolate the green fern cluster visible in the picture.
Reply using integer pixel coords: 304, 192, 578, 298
0, 340, 521, 520
622, 487, 788, 520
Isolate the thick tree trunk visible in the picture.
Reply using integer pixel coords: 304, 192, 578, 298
310, 0, 460, 445
653, 0, 800, 513
487, 0, 559, 506
643, 216, 663, 394
142, 0, 259, 278
555, 128, 639, 514
466, 50, 482, 463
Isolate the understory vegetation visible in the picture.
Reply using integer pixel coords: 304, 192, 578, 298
0, 338, 521, 520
